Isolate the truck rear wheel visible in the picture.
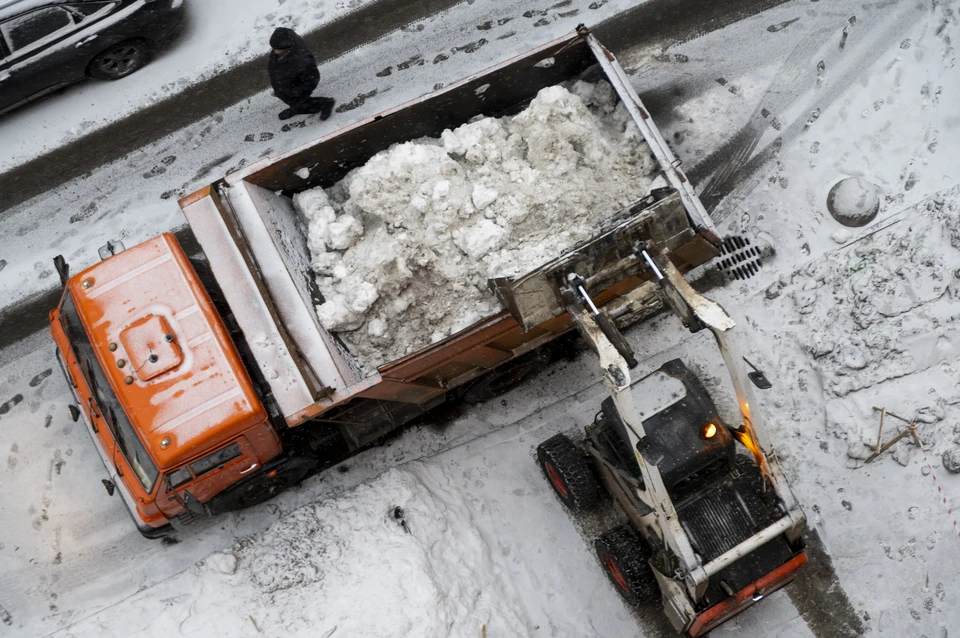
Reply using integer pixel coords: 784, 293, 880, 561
212, 457, 315, 512
537, 433, 600, 512
595, 526, 659, 605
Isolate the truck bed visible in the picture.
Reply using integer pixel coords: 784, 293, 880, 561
179, 28, 720, 443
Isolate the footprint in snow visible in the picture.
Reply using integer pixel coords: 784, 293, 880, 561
29, 369, 52, 388
335, 90, 378, 113
767, 17, 800, 33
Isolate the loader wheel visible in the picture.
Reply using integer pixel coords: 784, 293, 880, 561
537, 433, 599, 512
211, 457, 315, 512
595, 526, 659, 605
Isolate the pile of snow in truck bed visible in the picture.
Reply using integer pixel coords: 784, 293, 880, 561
294, 81, 658, 372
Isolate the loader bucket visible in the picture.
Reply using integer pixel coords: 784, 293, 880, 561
488, 191, 708, 330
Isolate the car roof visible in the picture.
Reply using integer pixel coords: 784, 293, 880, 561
67, 233, 268, 470
0, 0, 102, 21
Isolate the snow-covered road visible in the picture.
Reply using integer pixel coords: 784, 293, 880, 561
1, 0, 959, 636
0, 0, 378, 174
0, 0, 649, 311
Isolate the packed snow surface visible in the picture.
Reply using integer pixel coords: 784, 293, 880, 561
294, 81, 658, 371
57, 453, 640, 638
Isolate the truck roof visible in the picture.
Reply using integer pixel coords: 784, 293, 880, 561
67, 234, 267, 471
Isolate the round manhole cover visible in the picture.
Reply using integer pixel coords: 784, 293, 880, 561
827, 177, 880, 227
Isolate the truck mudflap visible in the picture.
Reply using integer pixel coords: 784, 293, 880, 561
687, 552, 808, 637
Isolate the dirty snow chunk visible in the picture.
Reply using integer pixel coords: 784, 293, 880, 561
350, 282, 379, 314
367, 318, 386, 337
206, 552, 238, 575
316, 296, 363, 332
299, 82, 658, 372
472, 183, 499, 209
943, 447, 960, 474
831, 228, 852, 244
295, 167, 310, 179
293, 188, 336, 224
327, 215, 363, 250
534, 56, 555, 68
455, 219, 508, 260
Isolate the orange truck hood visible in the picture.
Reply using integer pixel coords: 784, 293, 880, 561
67, 233, 267, 470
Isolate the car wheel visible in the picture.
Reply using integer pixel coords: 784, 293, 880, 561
595, 526, 659, 605
537, 433, 600, 512
88, 40, 152, 80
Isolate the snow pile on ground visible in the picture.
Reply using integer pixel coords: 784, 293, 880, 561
294, 81, 658, 371
59, 463, 567, 637
764, 193, 960, 469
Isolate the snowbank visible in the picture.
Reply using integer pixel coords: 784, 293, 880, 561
57, 452, 638, 638
773, 194, 960, 466
295, 81, 658, 371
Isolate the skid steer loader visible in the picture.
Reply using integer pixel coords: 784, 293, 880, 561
491, 225, 807, 635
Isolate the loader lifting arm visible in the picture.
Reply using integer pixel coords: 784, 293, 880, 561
556, 243, 804, 603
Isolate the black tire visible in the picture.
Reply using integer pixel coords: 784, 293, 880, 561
462, 349, 550, 404
537, 433, 600, 512
210, 457, 315, 513
88, 39, 152, 80
595, 526, 659, 605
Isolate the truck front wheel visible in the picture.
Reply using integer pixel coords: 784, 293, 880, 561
211, 457, 315, 512
595, 526, 659, 605
537, 433, 600, 512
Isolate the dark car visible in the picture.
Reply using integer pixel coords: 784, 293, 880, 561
0, 0, 185, 115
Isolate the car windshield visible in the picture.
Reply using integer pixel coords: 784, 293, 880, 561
60, 291, 159, 493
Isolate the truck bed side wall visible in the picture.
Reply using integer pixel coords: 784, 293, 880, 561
230, 34, 596, 194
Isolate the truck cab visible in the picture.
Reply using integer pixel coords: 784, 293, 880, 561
49, 233, 282, 536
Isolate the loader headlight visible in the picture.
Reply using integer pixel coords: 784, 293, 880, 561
702, 423, 717, 439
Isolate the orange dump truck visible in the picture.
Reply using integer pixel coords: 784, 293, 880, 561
49, 27, 722, 538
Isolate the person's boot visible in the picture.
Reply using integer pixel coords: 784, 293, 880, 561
320, 98, 335, 121
278, 107, 296, 120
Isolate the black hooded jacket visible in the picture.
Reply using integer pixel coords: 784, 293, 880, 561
268, 28, 320, 103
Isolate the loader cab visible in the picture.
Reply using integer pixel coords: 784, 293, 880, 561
48, 233, 282, 537
594, 359, 736, 493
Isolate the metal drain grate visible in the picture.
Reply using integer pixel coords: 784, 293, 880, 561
716, 236, 765, 281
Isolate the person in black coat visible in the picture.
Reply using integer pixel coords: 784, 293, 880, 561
268, 27, 335, 121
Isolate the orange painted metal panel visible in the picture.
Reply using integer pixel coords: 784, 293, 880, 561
688, 552, 808, 636
67, 233, 268, 469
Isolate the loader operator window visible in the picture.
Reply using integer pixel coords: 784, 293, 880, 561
60, 293, 159, 493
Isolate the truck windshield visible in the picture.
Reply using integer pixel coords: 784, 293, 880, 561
60, 292, 159, 493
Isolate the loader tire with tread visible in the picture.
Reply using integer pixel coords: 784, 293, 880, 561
537, 433, 599, 512
595, 526, 659, 605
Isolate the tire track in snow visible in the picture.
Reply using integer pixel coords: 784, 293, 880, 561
693, 1, 928, 221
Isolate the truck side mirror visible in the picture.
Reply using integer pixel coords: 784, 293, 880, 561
53, 255, 70, 287
102, 479, 116, 496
